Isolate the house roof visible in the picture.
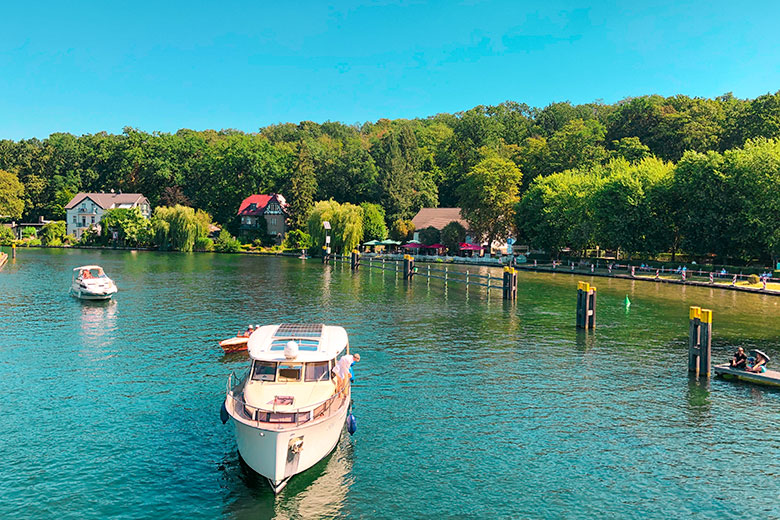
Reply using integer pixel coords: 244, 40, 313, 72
237, 194, 288, 216
65, 193, 148, 210
411, 208, 469, 231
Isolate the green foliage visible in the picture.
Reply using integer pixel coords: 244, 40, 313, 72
79, 226, 101, 245
0, 169, 25, 220
194, 236, 214, 252
282, 229, 312, 250
150, 205, 210, 252
306, 200, 363, 253
441, 221, 466, 253
0, 225, 14, 244
288, 141, 317, 229
748, 274, 760, 284
40, 220, 66, 245
21, 226, 37, 238
458, 155, 522, 243
360, 202, 388, 241
418, 226, 441, 245
101, 207, 152, 246
214, 229, 241, 252
389, 219, 414, 242
27, 238, 42, 247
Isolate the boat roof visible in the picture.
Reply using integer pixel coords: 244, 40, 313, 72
73, 265, 105, 271
247, 323, 348, 362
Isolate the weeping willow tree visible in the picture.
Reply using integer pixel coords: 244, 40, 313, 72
307, 199, 364, 253
152, 205, 213, 252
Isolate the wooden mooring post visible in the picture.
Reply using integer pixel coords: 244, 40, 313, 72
403, 254, 415, 280
576, 281, 597, 329
502, 267, 518, 300
688, 306, 712, 378
350, 250, 360, 270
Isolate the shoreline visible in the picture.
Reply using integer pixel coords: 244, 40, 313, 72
7, 244, 779, 296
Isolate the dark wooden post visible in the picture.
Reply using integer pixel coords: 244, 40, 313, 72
688, 306, 711, 377
502, 267, 518, 300
403, 254, 415, 280
576, 281, 596, 330
350, 250, 360, 270
699, 309, 712, 377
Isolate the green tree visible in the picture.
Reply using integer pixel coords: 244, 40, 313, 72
40, 221, 66, 245
151, 205, 200, 252
418, 226, 441, 245
282, 229, 312, 250
332, 203, 364, 252
288, 141, 317, 229
0, 169, 25, 219
360, 202, 388, 241
440, 221, 467, 253
389, 219, 414, 242
307, 199, 340, 253
458, 156, 522, 245
214, 229, 241, 252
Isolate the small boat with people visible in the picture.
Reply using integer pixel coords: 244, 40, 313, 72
714, 348, 780, 387
221, 323, 359, 494
70, 265, 118, 300
219, 325, 259, 353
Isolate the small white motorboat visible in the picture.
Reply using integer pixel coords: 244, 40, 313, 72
222, 323, 357, 493
71, 265, 118, 300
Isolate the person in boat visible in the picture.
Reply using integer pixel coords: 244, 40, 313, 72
242, 325, 254, 337
81, 269, 92, 279
729, 347, 747, 370
332, 353, 360, 398
747, 351, 769, 373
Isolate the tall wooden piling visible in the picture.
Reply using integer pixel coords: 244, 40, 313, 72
403, 254, 415, 280
576, 281, 597, 330
350, 250, 360, 270
688, 306, 712, 377
502, 267, 518, 300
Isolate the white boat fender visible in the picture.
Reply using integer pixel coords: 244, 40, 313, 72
284, 341, 299, 359
220, 401, 229, 424
347, 413, 357, 435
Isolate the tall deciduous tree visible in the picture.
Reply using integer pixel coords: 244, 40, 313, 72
458, 156, 522, 245
288, 141, 317, 229
0, 169, 24, 219
360, 202, 388, 241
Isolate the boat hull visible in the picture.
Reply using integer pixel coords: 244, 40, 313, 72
220, 336, 249, 353
230, 400, 349, 492
71, 287, 117, 300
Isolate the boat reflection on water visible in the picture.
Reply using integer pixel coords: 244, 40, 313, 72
78, 298, 118, 347
222, 433, 354, 519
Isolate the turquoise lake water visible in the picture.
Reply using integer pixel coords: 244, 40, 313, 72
1, 248, 779, 519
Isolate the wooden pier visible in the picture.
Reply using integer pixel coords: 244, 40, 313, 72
0, 252, 7, 270
713, 364, 780, 387
330, 253, 518, 300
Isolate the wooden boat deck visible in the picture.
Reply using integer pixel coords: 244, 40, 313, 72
713, 363, 780, 387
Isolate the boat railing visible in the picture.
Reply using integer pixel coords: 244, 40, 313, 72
225, 380, 346, 428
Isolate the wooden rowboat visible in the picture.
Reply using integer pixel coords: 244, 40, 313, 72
220, 335, 250, 353
713, 363, 780, 388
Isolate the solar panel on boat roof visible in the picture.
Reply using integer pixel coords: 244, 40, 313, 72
274, 323, 323, 338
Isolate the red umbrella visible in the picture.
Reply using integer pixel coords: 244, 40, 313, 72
459, 243, 483, 251
402, 242, 423, 249
425, 243, 446, 249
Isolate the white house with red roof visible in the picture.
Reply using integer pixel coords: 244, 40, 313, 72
237, 194, 288, 243
65, 192, 151, 239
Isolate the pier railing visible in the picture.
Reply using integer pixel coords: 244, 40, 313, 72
329, 253, 515, 297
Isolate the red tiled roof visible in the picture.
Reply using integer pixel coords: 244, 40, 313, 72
411, 208, 469, 231
237, 194, 288, 216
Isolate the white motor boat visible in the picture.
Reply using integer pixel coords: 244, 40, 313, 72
223, 323, 355, 494
70, 265, 118, 300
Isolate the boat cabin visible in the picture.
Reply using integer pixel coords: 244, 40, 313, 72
234, 324, 349, 425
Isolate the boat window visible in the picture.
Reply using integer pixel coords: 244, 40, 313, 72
304, 361, 331, 382
252, 361, 276, 381
278, 364, 302, 382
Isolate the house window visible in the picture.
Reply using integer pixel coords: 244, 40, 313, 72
81, 218, 86, 226
72, 216, 76, 223
271, 218, 277, 226
249, 203, 257, 210
91, 216, 95, 224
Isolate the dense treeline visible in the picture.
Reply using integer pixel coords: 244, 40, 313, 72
1, 91, 780, 262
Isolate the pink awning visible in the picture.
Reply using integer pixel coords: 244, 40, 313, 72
402, 243, 423, 249
459, 243, 483, 251
425, 243, 446, 249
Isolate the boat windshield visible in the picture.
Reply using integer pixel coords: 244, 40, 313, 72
252, 361, 276, 381
304, 361, 331, 382
278, 364, 302, 382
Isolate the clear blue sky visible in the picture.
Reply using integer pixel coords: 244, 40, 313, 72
2, 1, 779, 140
